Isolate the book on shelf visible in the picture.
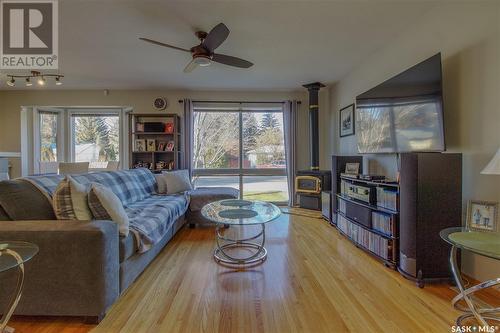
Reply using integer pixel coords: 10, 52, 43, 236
376, 187, 398, 211
371, 211, 394, 237
338, 215, 391, 261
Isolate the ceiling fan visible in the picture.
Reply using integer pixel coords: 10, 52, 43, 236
139, 23, 254, 73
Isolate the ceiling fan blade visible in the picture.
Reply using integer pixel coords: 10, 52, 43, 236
202, 23, 229, 52
183, 59, 198, 73
212, 53, 253, 68
139, 37, 191, 53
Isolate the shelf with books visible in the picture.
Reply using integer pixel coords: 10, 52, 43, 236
129, 113, 182, 172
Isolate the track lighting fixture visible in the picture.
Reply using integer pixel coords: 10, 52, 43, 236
4, 71, 64, 87
37, 76, 46, 86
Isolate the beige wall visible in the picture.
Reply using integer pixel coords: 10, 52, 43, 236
0, 88, 339, 178
329, 2, 500, 280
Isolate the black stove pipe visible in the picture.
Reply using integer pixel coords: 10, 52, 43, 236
302, 82, 325, 170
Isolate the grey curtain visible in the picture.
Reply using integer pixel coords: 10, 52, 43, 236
284, 100, 299, 206
182, 99, 193, 176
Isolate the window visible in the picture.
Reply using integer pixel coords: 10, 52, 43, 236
192, 103, 288, 204
39, 111, 58, 162
71, 114, 120, 162
24, 107, 127, 175
193, 112, 239, 169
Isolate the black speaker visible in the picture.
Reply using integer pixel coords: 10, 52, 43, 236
399, 153, 462, 285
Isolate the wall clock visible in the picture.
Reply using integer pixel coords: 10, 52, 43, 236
153, 97, 168, 111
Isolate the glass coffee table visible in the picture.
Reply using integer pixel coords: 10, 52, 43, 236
201, 199, 281, 267
0, 241, 39, 333
440, 227, 500, 326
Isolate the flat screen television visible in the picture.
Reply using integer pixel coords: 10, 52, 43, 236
356, 53, 445, 153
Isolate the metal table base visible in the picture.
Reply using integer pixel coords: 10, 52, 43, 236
449, 246, 500, 326
0, 249, 25, 333
214, 223, 267, 267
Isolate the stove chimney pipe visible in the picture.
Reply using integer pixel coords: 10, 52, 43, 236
302, 82, 325, 170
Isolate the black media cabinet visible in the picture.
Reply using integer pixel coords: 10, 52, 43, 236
331, 153, 462, 287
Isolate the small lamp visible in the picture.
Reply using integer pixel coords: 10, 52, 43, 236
481, 148, 500, 175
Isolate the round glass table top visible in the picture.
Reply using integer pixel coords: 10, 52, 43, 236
0, 241, 39, 273
440, 227, 500, 260
201, 200, 281, 225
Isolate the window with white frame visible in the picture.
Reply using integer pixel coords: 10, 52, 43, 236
22, 107, 128, 175
192, 102, 288, 204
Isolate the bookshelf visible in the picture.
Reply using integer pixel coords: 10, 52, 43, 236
128, 113, 182, 172
335, 176, 400, 269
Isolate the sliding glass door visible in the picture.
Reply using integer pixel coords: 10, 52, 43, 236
192, 103, 288, 204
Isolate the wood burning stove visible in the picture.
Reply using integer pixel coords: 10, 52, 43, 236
295, 81, 331, 211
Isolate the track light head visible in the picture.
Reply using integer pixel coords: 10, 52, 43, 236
25, 77, 32, 86
6, 77, 15, 87
37, 76, 46, 86
55, 76, 62, 85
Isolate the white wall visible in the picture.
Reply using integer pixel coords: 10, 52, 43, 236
0, 89, 331, 178
329, 2, 500, 280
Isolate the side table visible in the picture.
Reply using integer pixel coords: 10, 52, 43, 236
0, 241, 39, 333
440, 227, 500, 326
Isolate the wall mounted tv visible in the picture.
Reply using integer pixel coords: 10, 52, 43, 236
356, 53, 445, 153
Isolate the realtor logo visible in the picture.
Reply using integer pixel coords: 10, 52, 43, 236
0, 0, 58, 69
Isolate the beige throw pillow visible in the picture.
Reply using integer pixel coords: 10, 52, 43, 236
88, 183, 129, 236
156, 170, 192, 195
53, 176, 92, 220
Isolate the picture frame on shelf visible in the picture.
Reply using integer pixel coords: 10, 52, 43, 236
466, 200, 498, 232
339, 104, 355, 137
135, 139, 146, 152
157, 142, 166, 151
146, 139, 156, 152
166, 141, 175, 151
135, 122, 144, 132
165, 121, 174, 134
345, 162, 360, 175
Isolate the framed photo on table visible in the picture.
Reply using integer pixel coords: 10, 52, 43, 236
466, 200, 498, 232
339, 104, 355, 137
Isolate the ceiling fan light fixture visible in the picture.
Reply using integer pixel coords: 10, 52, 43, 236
194, 56, 211, 67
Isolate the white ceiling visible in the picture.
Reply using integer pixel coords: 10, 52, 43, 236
0, 0, 438, 91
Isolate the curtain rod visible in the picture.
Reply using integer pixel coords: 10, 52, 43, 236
178, 100, 301, 104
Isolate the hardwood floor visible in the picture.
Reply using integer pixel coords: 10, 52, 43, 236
9, 211, 494, 333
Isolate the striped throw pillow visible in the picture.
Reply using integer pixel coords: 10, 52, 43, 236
53, 176, 92, 220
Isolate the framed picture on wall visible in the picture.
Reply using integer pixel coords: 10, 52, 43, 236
466, 200, 498, 232
339, 104, 355, 137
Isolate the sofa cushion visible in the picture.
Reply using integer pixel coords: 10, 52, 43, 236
88, 183, 130, 236
156, 170, 193, 194
189, 187, 239, 212
0, 179, 56, 220
53, 176, 93, 220
26, 168, 156, 207
0, 205, 11, 221
119, 233, 138, 263
125, 194, 189, 253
